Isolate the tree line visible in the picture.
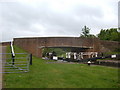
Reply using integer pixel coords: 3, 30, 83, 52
80, 26, 120, 42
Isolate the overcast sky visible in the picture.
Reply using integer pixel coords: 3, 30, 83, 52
0, 0, 119, 42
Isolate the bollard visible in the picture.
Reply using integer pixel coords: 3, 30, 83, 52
30, 54, 32, 65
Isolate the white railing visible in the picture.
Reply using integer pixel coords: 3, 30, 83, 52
66, 52, 98, 59
11, 41, 15, 56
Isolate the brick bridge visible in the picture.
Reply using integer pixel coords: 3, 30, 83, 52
13, 37, 119, 58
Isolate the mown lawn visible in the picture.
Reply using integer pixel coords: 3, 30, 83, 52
4, 46, 120, 88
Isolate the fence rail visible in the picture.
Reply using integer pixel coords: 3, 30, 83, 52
0, 53, 31, 73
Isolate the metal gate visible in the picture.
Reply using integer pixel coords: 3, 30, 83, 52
0, 53, 30, 73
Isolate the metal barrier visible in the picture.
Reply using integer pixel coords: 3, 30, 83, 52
0, 53, 30, 73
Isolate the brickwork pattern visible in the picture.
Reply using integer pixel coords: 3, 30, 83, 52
14, 37, 101, 58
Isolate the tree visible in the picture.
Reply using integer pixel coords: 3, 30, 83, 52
97, 28, 120, 41
80, 26, 90, 37
80, 26, 96, 38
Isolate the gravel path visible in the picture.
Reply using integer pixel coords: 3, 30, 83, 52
0, 46, 6, 89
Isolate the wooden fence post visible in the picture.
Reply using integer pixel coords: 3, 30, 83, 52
11, 49, 14, 65
30, 54, 32, 65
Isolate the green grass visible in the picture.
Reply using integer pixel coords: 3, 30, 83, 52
103, 51, 120, 56
4, 46, 120, 88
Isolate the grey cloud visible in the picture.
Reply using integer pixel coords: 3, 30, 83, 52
118, 1, 120, 29
0, 0, 118, 42
73, 5, 104, 18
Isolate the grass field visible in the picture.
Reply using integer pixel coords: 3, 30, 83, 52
4, 46, 120, 88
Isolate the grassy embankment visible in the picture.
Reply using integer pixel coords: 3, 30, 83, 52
4, 46, 120, 88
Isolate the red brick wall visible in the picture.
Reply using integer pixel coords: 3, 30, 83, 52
0, 42, 10, 46
13, 37, 101, 58
100, 40, 119, 53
